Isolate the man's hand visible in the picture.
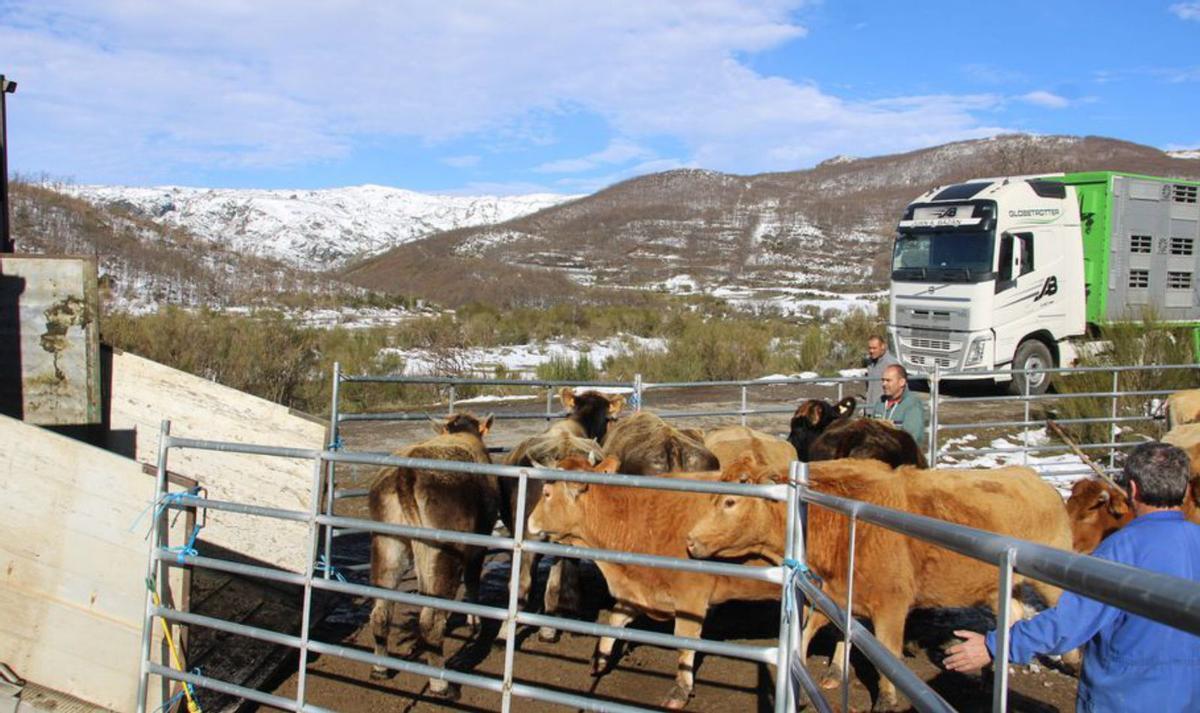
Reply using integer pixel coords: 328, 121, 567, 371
943, 630, 993, 673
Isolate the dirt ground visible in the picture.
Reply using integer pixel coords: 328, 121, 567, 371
264, 382, 1083, 712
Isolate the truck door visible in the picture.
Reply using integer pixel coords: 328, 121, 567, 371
992, 231, 1041, 363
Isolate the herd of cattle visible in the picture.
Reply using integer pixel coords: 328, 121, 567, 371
363, 387, 1200, 710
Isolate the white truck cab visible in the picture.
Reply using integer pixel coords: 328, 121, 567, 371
888, 175, 1086, 394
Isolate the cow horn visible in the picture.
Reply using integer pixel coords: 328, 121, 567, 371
587, 451, 599, 465
530, 458, 552, 471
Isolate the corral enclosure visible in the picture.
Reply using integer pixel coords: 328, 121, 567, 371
138, 363, 1199, 713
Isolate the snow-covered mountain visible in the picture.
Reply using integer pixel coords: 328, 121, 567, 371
58, 184, 581, 270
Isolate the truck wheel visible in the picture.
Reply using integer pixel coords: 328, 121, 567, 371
1009, 340, 1054, 395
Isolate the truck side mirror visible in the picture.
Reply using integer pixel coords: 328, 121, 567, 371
996, 233, 1016, 292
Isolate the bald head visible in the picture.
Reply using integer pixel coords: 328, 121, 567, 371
881, 364, 907, 400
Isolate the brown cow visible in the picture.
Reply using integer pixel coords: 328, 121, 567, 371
367, 412, 499, 699
1164, 424, 1200, 478
602, 411, 719, 475
1066, 473, 1200, 553
704, 425, 797, 475
502, 390, 620, 641
1167, 389, 1200, 429
1065, 478, 1135, 553
686, 457, 1072, 710
527, 455, 778, 709
787, 397, 857, 460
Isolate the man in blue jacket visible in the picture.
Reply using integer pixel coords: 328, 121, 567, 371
944, 441, 1200, 712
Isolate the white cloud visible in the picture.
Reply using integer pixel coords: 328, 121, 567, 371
535, 139, 656, 173
1018, 91, 1070, 109
1170, 2, 1200, 21
2, 1, 1015, 183
443, 155, 481, 168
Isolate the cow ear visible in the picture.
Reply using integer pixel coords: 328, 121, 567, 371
810, 403, 828, 426
480, 413, 495, 436
607, 394, 625, 416
1088, 489, 1111, 509
836, 397, 857, 417
429, 414, 446, 434
559, 387, 576, 410
567, 481, 590, 498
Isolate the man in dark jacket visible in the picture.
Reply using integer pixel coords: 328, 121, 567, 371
864, 335, 899, 409
944, 441, 1200, 712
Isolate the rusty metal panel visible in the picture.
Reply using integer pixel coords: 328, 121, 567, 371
0, 256, 101, 425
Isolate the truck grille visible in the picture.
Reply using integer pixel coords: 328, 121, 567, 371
911, 338, 953, 351
909, 354, 955, 368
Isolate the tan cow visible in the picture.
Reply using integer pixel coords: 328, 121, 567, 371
602, 411, 720, 475
686, 457, 1073, 710
367, 412, 499, 699
502, 388, 620, 641
527, 454, 778, 709
1167, 389, 1200, 429
1164, 424, 1200, 478
703, 425, 797, 474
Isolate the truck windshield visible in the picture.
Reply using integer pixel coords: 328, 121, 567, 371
891, 230, 995, 283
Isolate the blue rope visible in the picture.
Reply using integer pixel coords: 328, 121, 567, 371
151, 688, 185, 713
327, 435, 344, 451
315, 555, 347, 582
782, 558, 823, 623
167, 523, 203, 564
130, 487, 202, 536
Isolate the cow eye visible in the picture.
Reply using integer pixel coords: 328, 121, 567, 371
723, 497, 736, 509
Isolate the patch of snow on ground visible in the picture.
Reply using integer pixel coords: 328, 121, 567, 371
1167, 150, 1200, 160
384, 334, 669, 377
937, 428, 1103, 496
453, 394, 539, 404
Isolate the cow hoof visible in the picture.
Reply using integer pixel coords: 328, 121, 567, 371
661, 684, 693, 709
591, 654, 611, 676
428, 680, 461, 701
819, 676, 840, 690
538, 626, 561, 643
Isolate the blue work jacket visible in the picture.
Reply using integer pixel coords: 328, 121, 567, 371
986, 510, 1200, 712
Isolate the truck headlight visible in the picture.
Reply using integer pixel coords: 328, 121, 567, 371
965, 337, 989, 366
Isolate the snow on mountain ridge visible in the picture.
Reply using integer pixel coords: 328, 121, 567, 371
58, 183, 581, 270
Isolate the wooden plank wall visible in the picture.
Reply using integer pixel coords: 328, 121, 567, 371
0, 414, 189, 712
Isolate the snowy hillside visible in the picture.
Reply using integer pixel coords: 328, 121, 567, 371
58, 183, 580, 270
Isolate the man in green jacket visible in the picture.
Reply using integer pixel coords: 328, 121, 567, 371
871, 364, 925, 445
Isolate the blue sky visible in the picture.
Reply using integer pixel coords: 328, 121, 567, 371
2, 1, 1199, 194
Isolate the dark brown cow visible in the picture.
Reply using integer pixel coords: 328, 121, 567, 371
686, 456, 1073, 710
789, 397, 927, 468
527, 454, 777, 709
368, 412, 498, 699
502, 388, 621, 641
602, 411, 719, 475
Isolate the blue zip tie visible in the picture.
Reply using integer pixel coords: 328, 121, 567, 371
167, 523, 203, 564
130, 487, 201, 537
328, 435, 344, 451
316, 555, 347, 582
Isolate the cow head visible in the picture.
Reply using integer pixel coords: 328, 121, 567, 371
433, 412, 494, 438
1065, 478, 1133, 553
686, 455, 782, 562
560, 388, 625, 442
527, 454, 619, 542
788, 397, 856, 461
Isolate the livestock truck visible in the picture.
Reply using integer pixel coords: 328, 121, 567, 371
888, 171, 1200, 394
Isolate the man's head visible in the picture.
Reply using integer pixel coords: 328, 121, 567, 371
867, 335, 888, 361
1117, 442, 1191, 508
880, 364, 908, 401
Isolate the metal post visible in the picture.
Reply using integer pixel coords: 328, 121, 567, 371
295, 456, 326, 708
501, 471, 530, 713
782, 460, 801, 710
1022, 371, 1032, 467
545, 386, 554, 422
740, 385, 748, 426
136, 420, 171, 713
0, 75, 15, 254
928, 365, 940, 465
841, 515, 857, 713
1109, 371, 1120, 469
992, 547, 1016, 713
633, 373, 643, 412
323, 362, 341, 579
448, 385, 456, 415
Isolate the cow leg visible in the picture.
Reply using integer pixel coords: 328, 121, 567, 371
594, 601, 637, 676
539, 557, 580, 642
870, 603, 909, 712
414, 543, 465, 699
1023, 580, 1081, 672
462, 544, 486, 635
663, 613, 704, 709
369, 533, 410, 680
